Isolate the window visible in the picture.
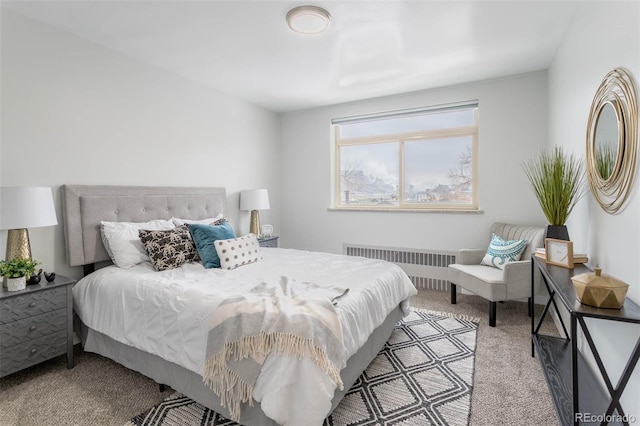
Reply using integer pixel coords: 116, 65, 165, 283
333, 102, 478, 210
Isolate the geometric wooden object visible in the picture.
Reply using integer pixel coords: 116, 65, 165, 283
572, 268, 629, 309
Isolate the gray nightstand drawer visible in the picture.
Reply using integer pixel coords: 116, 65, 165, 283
0, 330, 67, 377
0, 286, 67, 325
258, 236, 279, 248
1, 309, 67, 348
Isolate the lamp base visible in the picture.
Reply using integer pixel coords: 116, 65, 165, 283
249, 210, 261, 236
6, 228, 32, 260
4, 229, 32, 288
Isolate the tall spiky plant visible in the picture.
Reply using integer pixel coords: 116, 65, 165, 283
522, 147, 586, 225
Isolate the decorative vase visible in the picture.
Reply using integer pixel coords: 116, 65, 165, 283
6, 276, 26, 292
545, 225, 570, 241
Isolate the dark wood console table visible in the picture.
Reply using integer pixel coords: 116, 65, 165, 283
531, 256, 640, 426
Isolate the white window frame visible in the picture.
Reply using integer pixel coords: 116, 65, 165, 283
332, 102, 479, 211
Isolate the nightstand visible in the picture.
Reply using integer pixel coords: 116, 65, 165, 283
258, 236, 279, 248
0, 275, 76, 378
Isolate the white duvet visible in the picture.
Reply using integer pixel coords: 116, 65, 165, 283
72, 248, 417, 425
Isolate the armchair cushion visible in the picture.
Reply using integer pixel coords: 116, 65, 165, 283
449, 264, 504, 284
480, 233, 528, 269
448, 264, 506, 301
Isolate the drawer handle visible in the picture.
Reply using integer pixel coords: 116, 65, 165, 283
29, 325, 37, 331
30, 348, 37, 354
29, 302, 37, 308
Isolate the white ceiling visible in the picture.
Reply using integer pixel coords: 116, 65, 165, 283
3, 0, 579, 112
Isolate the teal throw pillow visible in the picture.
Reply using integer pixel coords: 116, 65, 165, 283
189, 222, 236, 268
480, 233, 528, 270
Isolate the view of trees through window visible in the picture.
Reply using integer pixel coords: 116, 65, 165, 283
334, 104, 478, 209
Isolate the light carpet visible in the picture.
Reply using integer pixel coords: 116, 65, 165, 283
126, 308, 479, 426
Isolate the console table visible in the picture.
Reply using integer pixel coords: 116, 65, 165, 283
531, 256, 640, 425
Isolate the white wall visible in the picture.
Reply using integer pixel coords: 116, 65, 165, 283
548, 1, 640, 418
0, 9, 281, 280
280, 72, 548, 253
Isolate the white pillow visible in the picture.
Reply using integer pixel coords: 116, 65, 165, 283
480, 233, 529, 270
170, 214, 224, 226
100, 219, 175, 268
215, 234, 262, 270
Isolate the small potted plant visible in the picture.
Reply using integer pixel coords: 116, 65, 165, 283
0, 258, 40, 291
522, 146, 586, 240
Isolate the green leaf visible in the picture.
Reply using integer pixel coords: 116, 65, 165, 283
0, 258, 39, 278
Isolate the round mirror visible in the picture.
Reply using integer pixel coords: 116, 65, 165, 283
593, 102, 620, 181
586, 68, 638, 214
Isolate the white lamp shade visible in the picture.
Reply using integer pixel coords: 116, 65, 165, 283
240, 189, 270, 211
0, 186, 58, 230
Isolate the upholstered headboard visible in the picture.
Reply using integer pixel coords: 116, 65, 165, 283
61, 185, 226, 268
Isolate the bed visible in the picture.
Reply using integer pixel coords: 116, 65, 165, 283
62, 185, 417, 426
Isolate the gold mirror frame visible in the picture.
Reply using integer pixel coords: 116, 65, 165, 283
586, 68, 639, 214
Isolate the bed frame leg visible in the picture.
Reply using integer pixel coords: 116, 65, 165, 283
450, 283, 457, 304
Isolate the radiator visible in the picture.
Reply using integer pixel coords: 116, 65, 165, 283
343, 243, 456, 291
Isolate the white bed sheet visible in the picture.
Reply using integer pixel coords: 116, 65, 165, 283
72, 248, 417, 425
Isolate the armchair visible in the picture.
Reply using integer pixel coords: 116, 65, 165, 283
447, 222, 545, 327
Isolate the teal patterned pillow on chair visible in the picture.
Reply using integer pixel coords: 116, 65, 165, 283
481, 233, 528, 269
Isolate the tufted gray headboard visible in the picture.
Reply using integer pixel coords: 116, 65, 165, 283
61, 185, 226, 268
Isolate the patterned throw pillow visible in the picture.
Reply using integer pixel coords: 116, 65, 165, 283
215, 234, 262, 270
480, 233, 528, 270
138, 225, 200, 271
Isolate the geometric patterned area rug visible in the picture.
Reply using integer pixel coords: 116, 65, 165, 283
126, 308, 479, 426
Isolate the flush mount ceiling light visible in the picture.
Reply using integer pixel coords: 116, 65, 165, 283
286, 5, 331, 35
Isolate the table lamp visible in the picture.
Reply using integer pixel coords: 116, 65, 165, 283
0, 186, 58, 261
240, 189, 270, 236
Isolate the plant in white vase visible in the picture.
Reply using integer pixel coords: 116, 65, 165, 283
0, 258, 39, 291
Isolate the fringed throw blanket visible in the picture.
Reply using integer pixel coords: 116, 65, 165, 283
203, 277, 349, 422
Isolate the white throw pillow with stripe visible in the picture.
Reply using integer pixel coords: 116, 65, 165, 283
480, 233, 528, 270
